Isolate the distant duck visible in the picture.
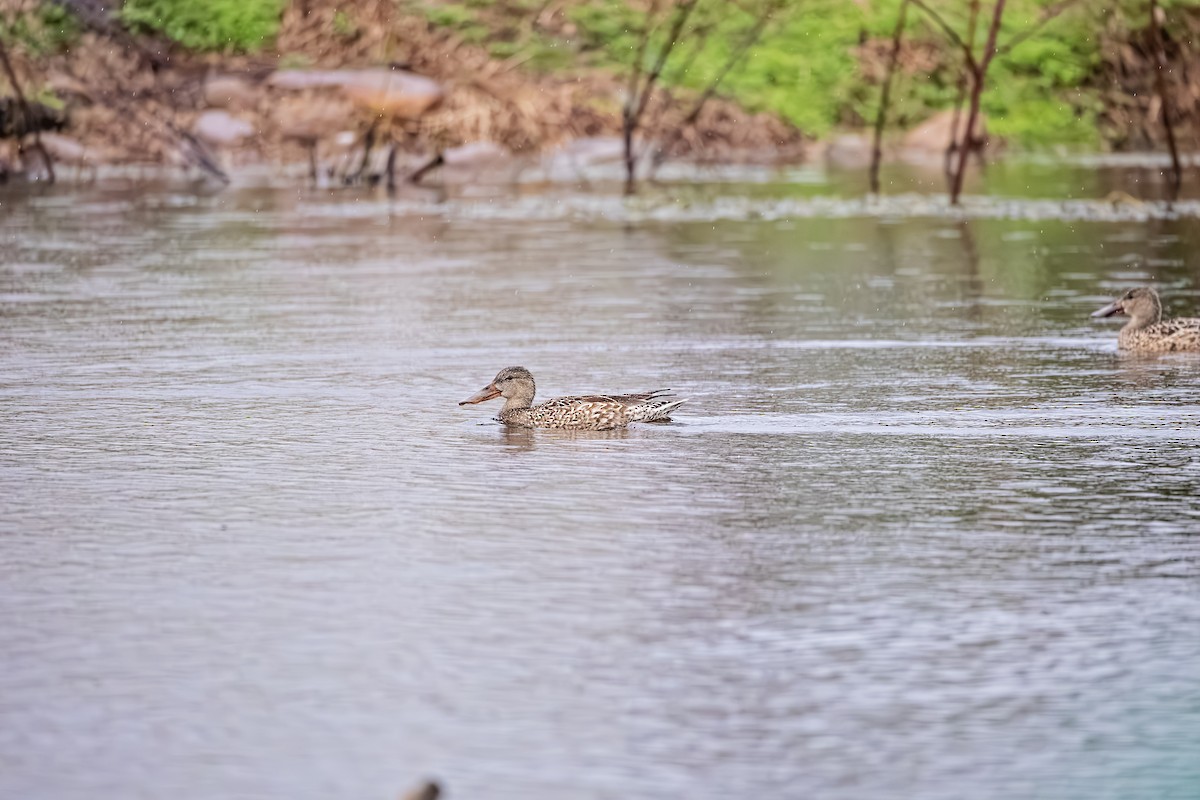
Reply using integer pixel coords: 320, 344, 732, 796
1092, 287, 1200, 352
459, 366, 685, 430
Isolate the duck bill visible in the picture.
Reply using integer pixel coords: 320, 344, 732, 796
1091, 300, 1125, 318
459, 384, 501, 405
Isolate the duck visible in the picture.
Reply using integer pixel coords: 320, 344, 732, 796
1091, 287, 1200, 353
459, 366, 685, 430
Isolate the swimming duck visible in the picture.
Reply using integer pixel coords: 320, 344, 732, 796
1091, 287, 1200, 353
459, 366, 685, 430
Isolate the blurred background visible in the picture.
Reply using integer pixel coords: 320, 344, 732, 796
1, 0, 1198, 192
3, 4, 1200, 800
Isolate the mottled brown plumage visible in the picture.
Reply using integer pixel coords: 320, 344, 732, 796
1092, 287, 1200, 353
459, 366, 685, 430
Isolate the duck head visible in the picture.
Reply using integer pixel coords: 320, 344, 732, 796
459, 366, 536, 408
1092, 287, 1162, 327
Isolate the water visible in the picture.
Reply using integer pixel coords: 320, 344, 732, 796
2, 173, 1200, 800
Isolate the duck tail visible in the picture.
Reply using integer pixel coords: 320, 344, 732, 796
634, 397, 686, 422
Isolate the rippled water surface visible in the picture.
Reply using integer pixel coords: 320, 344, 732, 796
3, 177, 1200, 800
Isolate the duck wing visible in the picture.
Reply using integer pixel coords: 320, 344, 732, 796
530, 390, 684, 429
567, 388, 675, 405
1146, 318, 1200, 351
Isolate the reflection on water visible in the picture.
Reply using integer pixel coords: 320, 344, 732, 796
489, 425, 634, 451
2, 180, 1199, 800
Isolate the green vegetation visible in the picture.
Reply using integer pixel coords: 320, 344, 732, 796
419, 2, 488, 38
15, 0, 1178, 149
1, 2, 81, 54
566, 0, 1107, 146
332, 10, 358, 39
405, 0, 1175, 148
409, 0, 577, 70
120, 0, 286, 52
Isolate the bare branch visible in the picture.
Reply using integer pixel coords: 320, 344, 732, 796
0, 35, 56, 183
980, 1, 1005, 69
622, 0, 665, 194
666, 20, 716, 85
1149, 0, 1182, 201
949, 0, 1007, 205
633, 0, 701, 125
60, 57, 229, 182
407, 151, 445, 185
869, 0, 911, 195
623, 0, 664, 128
652, 0, 783, 170
623, 0, 700, 194
909, 0, 978, 72
167, 124, 231, 182
945, 0, 980, 178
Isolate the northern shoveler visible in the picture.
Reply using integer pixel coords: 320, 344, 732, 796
1092, 287, 1200, 353
459, 366, 685, 430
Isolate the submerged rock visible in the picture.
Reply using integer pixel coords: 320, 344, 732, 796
439, 141, 519, 184
193, 110, 255, 147
554, 136, 625, 165
443, 140, 510, 167
31, 132, 91, 165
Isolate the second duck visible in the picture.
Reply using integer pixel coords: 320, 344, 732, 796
1091, 287, 1200, 353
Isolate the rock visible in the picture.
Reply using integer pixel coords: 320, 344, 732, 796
824, 133, 872, 168
193, 110, 255, 148
203, 76, 259, 111
267, 70, 350, 91
268, 68, 444, 119
274, 95, 354, 144
555, 136, 625, 165
19, 133, 101, 181
339, 71, 444, 118
537, 136, 639, 182
439, 140, 519, 185
31, 132, 91, 165
443, 140, 510, 167
902, 110, 987, 156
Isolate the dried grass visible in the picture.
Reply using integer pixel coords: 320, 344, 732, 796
1094, 9, 1200, 151
1, 0, 806, 169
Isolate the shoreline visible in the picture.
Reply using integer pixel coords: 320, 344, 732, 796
8, 160, 1197, 224
6, 1, 1197, 191
9, 128, 1198, 190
